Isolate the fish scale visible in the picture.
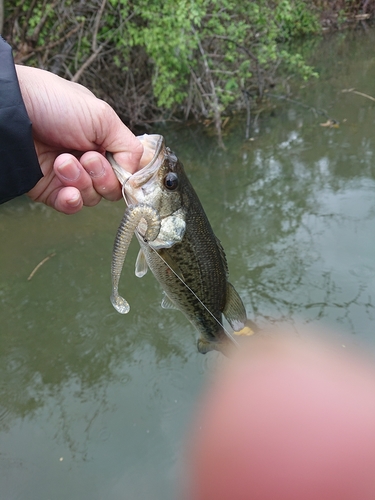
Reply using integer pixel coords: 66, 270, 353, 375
107, 134, 255, 354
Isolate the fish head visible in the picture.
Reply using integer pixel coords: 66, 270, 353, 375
107, 134, 188, 248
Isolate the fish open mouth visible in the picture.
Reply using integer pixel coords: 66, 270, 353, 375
138, 134, 164, 169
106, 133, 165, 189
129, 134, 165, 188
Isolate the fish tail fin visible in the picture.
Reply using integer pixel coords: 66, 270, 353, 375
234, 318, 257, 337
223, 282, 257, 336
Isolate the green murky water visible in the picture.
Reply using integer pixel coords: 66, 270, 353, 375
1, 28, 375, 499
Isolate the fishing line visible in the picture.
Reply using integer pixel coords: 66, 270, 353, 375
121, 176, 240, 349
147, 243, 240, 349
122, 181, 130, 206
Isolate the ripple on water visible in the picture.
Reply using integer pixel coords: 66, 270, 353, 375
101, 312, 125, 329
6, 353, 28, 376
0, 405, 10, 422
98, 427, 111, 442
71, 325, 99, 346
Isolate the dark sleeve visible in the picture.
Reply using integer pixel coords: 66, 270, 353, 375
0, 37, 43, 204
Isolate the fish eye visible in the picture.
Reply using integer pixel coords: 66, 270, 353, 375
164, 172, 179, 190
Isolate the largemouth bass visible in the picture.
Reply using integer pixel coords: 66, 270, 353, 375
107, 134, 255, 354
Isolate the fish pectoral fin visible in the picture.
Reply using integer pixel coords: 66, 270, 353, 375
158, 249, 185, 281
135, 248, 148, 277
161, 292, 178, 310
223, 282, 257, 335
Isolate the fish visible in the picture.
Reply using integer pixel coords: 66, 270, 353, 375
106, 134, 255, 354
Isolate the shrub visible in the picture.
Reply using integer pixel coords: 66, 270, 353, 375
3, 0, 321, 139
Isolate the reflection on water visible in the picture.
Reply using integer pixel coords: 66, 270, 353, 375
1, 28, 375, 499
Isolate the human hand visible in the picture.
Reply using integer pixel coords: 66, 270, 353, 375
186, 334, 375, 500
16, 65, 143, 214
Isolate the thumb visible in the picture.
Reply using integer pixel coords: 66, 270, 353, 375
98, 101, 144, 174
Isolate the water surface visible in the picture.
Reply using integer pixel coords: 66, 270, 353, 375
1, 28, 375, 499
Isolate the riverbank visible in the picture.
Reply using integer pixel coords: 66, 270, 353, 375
2, 0, 374, 139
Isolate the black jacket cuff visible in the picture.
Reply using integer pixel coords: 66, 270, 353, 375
0, 37, 43, 204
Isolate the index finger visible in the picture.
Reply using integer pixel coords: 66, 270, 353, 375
80, 151, 122, 202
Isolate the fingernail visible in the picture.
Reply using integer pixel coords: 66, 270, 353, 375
67, 192, 81, 207
57, 160, 80, 181
86, 157, 105, 178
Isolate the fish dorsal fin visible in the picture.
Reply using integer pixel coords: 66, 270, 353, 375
135, 248, 148, 277
161, 292, 178, 310
215, 236, 229, 277
158, 249, 185, 281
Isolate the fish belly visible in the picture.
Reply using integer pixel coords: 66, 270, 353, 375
141, 237, 227, 347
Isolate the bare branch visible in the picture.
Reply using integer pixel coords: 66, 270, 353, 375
30, 0, 58, 44
92, 0, 107, 52
27, 253, 56, 281
14, 22, 84, 64
342, 88, 375, 102
72, 45, 104, 83
193, 28, 225, 148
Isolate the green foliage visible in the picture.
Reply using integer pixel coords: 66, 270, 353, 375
275, 0, 321, 38
126, 0, 205, 108
119, 0, 320, 113
4, 0, 321, 131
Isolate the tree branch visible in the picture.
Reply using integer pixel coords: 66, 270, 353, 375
193, 28, 225, 148
92, 0, 107, 52
71, 45, 104, 83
